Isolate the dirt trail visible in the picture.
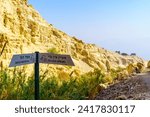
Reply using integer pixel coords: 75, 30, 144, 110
139, 72, 150, 88
95, 72, 150, 100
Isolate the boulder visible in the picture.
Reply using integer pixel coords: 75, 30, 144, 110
126, 64, 135, 75
136, 62, 144, 73
147, 61, 150, 68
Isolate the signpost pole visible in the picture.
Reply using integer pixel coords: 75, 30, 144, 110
35, 52, 39, 100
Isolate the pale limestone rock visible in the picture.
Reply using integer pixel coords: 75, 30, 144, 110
147, 61, 150, 68
0, 0, 146, 76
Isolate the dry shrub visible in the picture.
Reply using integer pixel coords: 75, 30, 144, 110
47, 47, 59, 54
58, 70, 70, 81
147, 61, 150, 68
126, 64, 135, 75
102, 73, 113, 83
136, 62, 144, 73
71, 69, 81, 77
88, 87, 98, 100
106, 60, 111, 72
116, 70, 129, 80
96, 84, 107, 92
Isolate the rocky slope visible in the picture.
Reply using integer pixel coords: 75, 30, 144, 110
0, 0, 145, 76
95, 72, 150, 100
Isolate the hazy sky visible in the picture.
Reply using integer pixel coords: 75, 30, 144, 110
28, 0, 150, 60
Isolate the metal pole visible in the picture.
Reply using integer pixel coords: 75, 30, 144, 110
35, 52, 39, 100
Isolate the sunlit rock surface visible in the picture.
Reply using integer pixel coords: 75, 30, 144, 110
0, 0, 145, 76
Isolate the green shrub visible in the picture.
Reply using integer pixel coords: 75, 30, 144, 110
47, 47, 59, 54
0, 67, 128, 100
0, 68, 106, 100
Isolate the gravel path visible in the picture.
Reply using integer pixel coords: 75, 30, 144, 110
95, 72, 150, 100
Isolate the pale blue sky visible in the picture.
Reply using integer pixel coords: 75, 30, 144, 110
28, 0, 150, 60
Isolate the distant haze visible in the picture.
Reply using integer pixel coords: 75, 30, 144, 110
29, 0, 150, 60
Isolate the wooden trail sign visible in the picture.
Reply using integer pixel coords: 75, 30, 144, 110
39, 53, 75, 66
9, 52, 75, 100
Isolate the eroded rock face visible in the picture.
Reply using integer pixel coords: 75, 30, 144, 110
147, 61, 150, 68
0, 0, 145, 75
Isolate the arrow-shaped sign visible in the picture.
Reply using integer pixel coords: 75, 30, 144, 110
9, 53, 35, 67
39, 53, 75, 66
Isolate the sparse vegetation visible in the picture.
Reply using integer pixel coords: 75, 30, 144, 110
47, 47, 60, 54
0, 63, 144, 100
0, 67, 125, 100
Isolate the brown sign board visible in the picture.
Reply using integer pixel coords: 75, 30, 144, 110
39, 53, 75, 66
